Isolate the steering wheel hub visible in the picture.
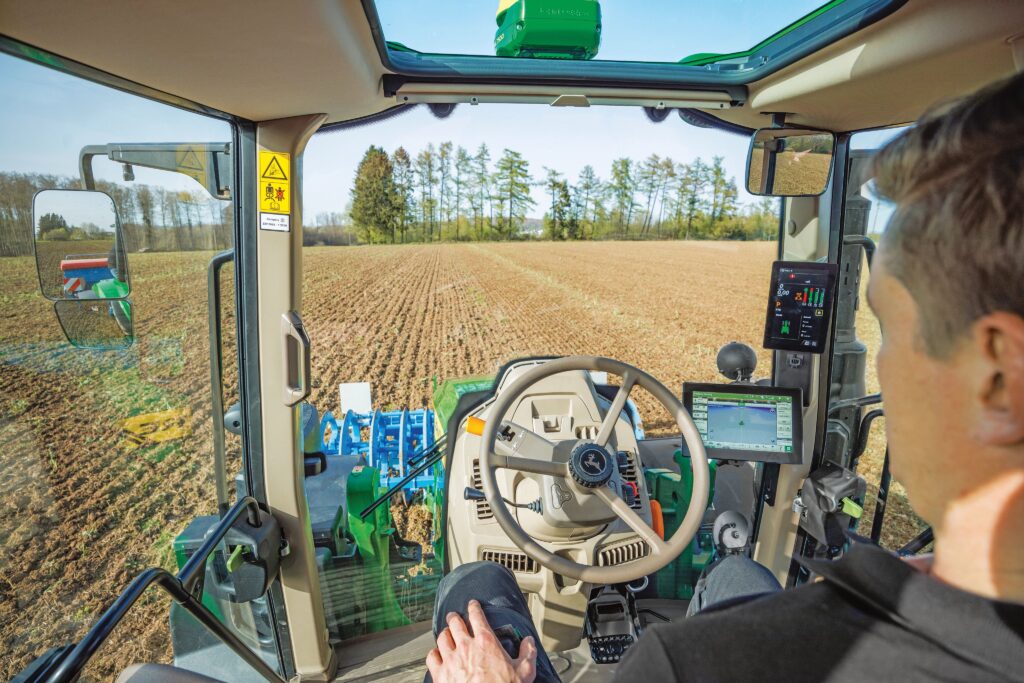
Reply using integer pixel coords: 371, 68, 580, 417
568, 442, 614, 489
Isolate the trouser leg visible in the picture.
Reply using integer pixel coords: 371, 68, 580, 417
686, 554, 782, 617
426, 561, 561, 683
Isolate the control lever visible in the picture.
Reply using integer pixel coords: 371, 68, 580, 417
206, 506, 283, 603
464, 487, 542, 514
794, 461, 866, 552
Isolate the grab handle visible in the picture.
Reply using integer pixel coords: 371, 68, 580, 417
281, 311, 310, 406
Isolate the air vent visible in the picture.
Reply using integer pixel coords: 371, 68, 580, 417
618, 452, 642, 511
482, 549, 539, 574
471, 460, 493, 520
598, 538, 650, 566
575, 425, 598, 440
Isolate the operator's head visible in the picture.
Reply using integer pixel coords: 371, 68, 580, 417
867, 70, 1024, 527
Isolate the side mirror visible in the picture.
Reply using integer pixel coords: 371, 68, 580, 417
746, 128, 835, 197
32, 189, 130, 300
53, 299, 133, 349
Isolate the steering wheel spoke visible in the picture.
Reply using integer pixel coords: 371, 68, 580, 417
490, 454, 567, 477
594, 485, 668, 555
595, 371, 637, 447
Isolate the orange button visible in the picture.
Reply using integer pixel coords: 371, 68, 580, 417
466, 416, 486, 436
650, 499, 665, 540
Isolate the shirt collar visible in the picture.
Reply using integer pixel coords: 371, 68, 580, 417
801, 538, 1024, 680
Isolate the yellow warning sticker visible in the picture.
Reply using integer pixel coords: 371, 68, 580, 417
176, 145, 208, 188
259, 150, 291, 216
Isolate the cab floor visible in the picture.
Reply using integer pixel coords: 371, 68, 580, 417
332, 600, 689, 683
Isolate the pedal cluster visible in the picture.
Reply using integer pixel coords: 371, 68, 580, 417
588, 633, 635, 664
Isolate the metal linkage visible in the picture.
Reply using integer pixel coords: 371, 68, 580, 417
827, 392, 882, 416
42, 497, 283, 683
208, 249, 234, 517
322, 407, 437, 490
852, 408, 885, 461
359, 435, 448, 520
869, 448, 891, 545
898, 526, 935, 556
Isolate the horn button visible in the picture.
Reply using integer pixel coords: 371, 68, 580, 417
568, 442, 615, 489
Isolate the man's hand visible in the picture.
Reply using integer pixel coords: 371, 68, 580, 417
426, 599, 538, 683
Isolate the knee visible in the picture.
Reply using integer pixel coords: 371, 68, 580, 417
440, 561, 516, 592
712, 555, 782, 593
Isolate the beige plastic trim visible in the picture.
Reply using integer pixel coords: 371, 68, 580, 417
754, 194, 827, 584
394, 83, 732, 109
751, 372, 818, 585
255, 114, 334, 680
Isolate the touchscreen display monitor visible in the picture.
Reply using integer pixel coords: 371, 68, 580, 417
683, 383, 802, 464
763, 261, 838, 353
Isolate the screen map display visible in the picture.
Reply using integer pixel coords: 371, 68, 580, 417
763, 261, 838, 353
683, 383, 802, 464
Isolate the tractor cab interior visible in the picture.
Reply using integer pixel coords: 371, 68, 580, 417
2, 1, 1023, 682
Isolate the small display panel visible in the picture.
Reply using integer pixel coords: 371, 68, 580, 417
683, 383, 802, 464
763, 261, 838, 353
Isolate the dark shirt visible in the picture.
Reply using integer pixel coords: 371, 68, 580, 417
617, 541, 1024, 682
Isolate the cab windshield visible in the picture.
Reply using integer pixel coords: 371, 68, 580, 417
300, 102, 779, 641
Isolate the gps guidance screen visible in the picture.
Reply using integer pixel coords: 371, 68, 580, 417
691, 390, 794, 456
764, 262, 837, 353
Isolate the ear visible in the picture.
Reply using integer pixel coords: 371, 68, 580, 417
971, 312, 1024, 446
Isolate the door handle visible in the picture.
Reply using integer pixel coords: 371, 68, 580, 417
281, 311, 310, 406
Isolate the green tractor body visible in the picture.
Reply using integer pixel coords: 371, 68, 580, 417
495, 0, 602, 60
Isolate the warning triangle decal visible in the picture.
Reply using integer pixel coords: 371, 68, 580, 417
178, 148, 203, 171
261, 157, 288, 181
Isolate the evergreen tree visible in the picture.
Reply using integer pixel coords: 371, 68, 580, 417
350, 145, 399, 243
438, 141, 453, 235
676, 160, 708, 240
492, 149, 535, 239
453, 146, 471, 241
391, 146, 415, 243
707, 156, 738, 227
36, 212, 69, 240
472, 144, 492, 239
415, 144, 437, 241
637, 154, 661, 235
575, 165, 600, 239
609, 158, 636, 234
542, 167, 564, 237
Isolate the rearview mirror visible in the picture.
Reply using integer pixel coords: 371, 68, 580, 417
746, 128, 835, 196
53, 299, 134, 350
32, 189, 130, 300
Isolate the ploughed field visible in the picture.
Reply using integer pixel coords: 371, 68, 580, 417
0, 241, 916, 679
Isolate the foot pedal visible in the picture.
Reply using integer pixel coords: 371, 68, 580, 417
589, 634, 634, 664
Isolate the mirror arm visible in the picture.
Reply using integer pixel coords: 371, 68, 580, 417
77, 143, 233, 199
78, 145, 107, 190
208, 249, 235, 517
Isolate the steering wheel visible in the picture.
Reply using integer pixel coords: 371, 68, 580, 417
478, 356, 710, 585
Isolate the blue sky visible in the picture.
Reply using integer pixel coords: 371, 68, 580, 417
2, 1, 903, 226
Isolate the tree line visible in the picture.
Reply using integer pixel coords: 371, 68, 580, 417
340, 143, 779, 245
0, 172, 232, 257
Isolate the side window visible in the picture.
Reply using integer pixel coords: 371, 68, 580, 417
847, 128, 930, 552
0, 54, 256, 678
